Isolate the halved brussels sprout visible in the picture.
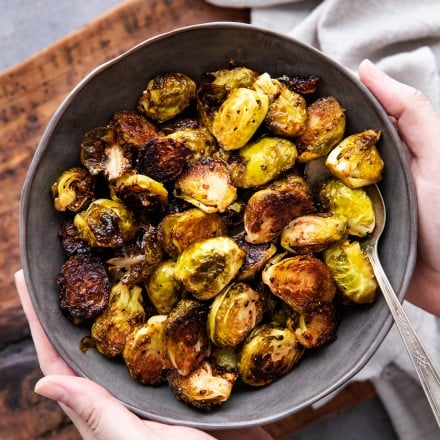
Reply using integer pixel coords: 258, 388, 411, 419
280, 213, 348, 254
110, 172, 168, 213
238, 323, 304, 387
207, 282, 264, 347
57, 254, 110, 324
91, 282, 146, 358
318, 177, 375, 237
295, 302, 340, 349
165, 299, 210, 376
228, 136, 298, 188
168, 360, 238, 410
58, 221, 92, 256
234, 233, 277, 281
74, 198, 138, 248
145, 260, 182, 314
51, 167, 95, 212
277, 74, 320, 95
323, 239, 378, 304
80, 126, 132, 180
158, 208, 227, 259
212, 88, 269, 151
174, 236, 245, 300
123, 315, 171, 385
296, 97, 346, 163
244, 174, 316, 244
175, 159, 237, 213
209, 346, 238, 373
207, 66, 260, 91
325, 129, 384, 188
136, 137, 191, 184
137, 72, 196, 122
262, 255, 336, 313
196, 82, 228, 131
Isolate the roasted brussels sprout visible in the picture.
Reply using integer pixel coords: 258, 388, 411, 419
91, 282, 146, 358
137, 72, 196, 122
280, 213, 348, 254
206, 66, 259, 91
58, 221, 92, 256
254, 74, 308, 137
106, 225, 164, 286
277, 74, 320, 95
238, 323, 304, 387
123, 315, 171, 385
296, 97, 346, 163
228, 136, 298, 188
57, 254, 110, 323
80, 126, 132, 180
74, 198, 138, 248
212, 88, 269, 151
136, 137, 191, 185
209, 345, 238, 373
51, 167, 95, 212
165, 299, 210, 376
295, 302, 340, 349
234, 233, 277, 281
145, 260, 182, 314
323, 240, 378, 304
325, 129, 384, 188
196, 82, 228, 131
318, 178, 375, 237
207, 282, 264, 347
244, 174, 316, 244
262, 255, 336, 313
174, 236, 245, 301
110, 172, 168, 214
175, 159, 237, 214
168, 361, 238, 410
109, 110, 159, 149
157, 208, 227, 259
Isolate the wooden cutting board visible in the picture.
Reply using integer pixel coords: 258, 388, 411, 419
0, 1, 375, 438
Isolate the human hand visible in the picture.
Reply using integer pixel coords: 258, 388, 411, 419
359, 60, 440, 317
14, 270, 272, 440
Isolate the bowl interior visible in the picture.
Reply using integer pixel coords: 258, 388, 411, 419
20, 22, 416, 428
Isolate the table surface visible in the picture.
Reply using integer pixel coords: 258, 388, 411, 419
0, 1, 376, 438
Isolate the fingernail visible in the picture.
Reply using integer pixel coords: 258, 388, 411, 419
361, 59, 388, 80
35, 378, 68, 404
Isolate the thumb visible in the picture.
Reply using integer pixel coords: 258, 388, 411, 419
35, 375, 154, 440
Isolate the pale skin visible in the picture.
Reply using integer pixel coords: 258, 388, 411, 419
13, 60, 440, 439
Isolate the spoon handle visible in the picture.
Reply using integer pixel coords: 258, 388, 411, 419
368, 249, 440, 428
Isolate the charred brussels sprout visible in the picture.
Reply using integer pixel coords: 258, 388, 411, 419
295, 302, 340, 349
74, 199, 138, 248
136, 137, 191, 185
280, 213, 348, 254
296, 97, 346, 163
228, 136, 298, 188
238, 323, 304, 387
158, 208, 227, 259
123, 315, 171, 385
91, 282, 146, 358
196, 82, 228, 131
51, 167, 95, 212
262, 255, 336, 313
80, 126, 132, 180
168, 361, 237, 410
323, 240, 378, 304
207, 282, 264, 347
277, 74, 320, 95
212, 88, 269, 151
318, 178, 375, 237
57, 254, 110, 323
137, 72, 196, 123
165, 299, 210, 376
174, 236, 245, 301
175, 159, 237, 213
146, 260, 182, 314
325, 129, 384, 188
110, 172, 168, 214
244, 174, 315, 244
58, 221, 92, 256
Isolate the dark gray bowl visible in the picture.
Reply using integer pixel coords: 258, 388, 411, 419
20, 22, 417, 429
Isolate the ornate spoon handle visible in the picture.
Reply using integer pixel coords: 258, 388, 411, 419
368, 248, 440, 428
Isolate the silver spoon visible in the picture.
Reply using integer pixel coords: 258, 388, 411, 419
305, 158, 440, 427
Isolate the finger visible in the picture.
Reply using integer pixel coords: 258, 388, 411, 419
14, 270, 74, 376
213, 427, 273, 440
358, 59, 440, 162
